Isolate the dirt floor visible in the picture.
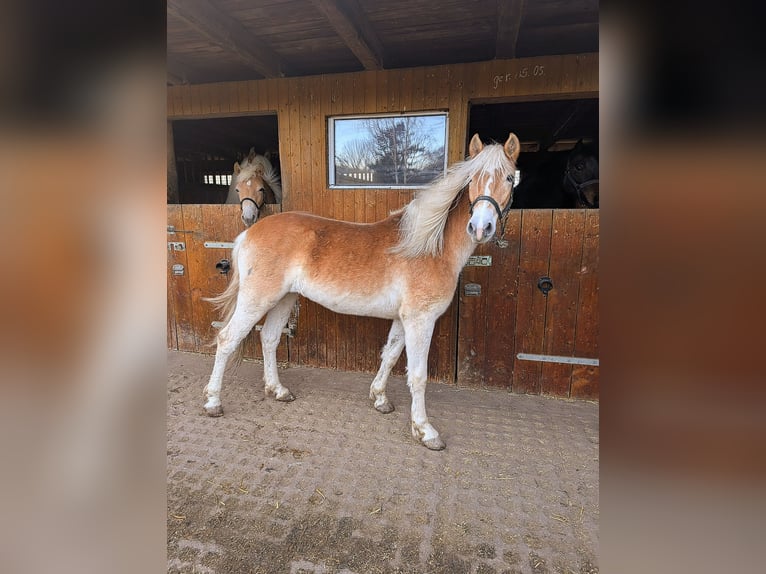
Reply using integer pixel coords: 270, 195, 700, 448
167, 350, 599, 574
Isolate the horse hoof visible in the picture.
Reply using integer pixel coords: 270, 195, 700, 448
276, 392, 295, 402
205, 404, 224, 417
374, 401, 395, 414
422, 436, 446, 451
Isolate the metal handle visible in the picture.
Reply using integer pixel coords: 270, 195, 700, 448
537, 276, 553, 296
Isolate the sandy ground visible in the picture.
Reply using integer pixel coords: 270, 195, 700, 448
167, 350, 599, 573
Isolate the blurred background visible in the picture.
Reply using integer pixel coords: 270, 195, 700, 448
0, 1, 166, 573
0, 1, 763, 573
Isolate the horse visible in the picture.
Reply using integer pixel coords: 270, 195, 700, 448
203, 133, 520, 450
226, 148, 283, 227
511, 139, 598, 209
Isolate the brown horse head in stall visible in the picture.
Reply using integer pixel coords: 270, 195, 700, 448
204, 133, 519, 451
563, 139, 599, 208
226, 148, 283, 227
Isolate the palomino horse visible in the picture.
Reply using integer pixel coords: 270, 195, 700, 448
204, 133, 520, 450
225, 148, 283, 227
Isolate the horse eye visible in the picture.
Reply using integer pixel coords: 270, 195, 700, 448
576, 163, 584, 171
506, 174, 513, 183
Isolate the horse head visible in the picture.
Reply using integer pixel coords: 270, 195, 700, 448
564, 140, 599, 208
466, 132, 520, 243
233, 161, 267, 227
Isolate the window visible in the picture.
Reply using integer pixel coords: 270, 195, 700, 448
203, 174, 232, 186
328, 112, 448, 188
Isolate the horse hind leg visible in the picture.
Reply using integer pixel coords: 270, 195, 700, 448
260, 294, 298, 402
204, 304, 265, 416
369, 319, 405, 414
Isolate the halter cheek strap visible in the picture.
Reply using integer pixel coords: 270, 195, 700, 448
564, 168, 599, 208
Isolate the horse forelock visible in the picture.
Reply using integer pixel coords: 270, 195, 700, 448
392, 143, 515, 258
236, 155, 282, 202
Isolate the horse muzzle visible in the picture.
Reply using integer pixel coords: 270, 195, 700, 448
466, 212, 496, 243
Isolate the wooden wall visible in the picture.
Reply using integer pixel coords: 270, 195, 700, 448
167, 54, 599, 386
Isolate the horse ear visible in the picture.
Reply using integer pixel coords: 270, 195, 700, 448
248, 147, 256, 162
233, 162, 241, 175
504, 133, 520, 163
468, 134, 484, 158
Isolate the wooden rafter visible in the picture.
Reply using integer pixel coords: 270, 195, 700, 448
310, 0, 384, 70
495, 0, 525, 59
167, 0, 289, 78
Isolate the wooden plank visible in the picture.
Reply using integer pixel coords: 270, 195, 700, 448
172, 83, 184, 117
540, 210, 586, 396
456, 241, 490, 386
181, 85, 193, 118
512, 210, 553, 394
167, 206, 184, 349
169, 205, 197, 351
189, 84, 202, 116
237, 81, 248, 113
571, 210, 599, 399
484, 211, 522, 388
248, 80, 259, 112
176, 204, 206, 352
198, 84, 212, 115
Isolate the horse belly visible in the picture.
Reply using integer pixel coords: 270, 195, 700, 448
297, 282, 400, 320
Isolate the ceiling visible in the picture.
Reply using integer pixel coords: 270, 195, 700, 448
167, 0, 599, 85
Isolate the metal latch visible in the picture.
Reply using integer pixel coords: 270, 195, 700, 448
168, 242, 185, 251
464, 283, 481, 297
171, 264, 185, 276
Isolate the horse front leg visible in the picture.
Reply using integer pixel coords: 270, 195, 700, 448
402, 317, 445, 450
369, 319, 405, 413
260, 294, 298, 402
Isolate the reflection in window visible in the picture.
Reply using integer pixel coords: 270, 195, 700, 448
328, 112, 448, 188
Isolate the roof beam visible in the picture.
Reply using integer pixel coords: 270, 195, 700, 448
167, 0, 289, 78
310, 0, 384, 70
495, 0, 525, 59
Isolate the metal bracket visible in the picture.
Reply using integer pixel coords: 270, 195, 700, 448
171, 264, 185, 276
167, 226, 194, 234
464, 283, 482, 297
168, 242, 185, 251
517, 353, 599, 366
204, 241, 235, 249
465, 255, 492, 267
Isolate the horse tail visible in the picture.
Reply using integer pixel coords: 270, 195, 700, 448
203, 231, 247, 366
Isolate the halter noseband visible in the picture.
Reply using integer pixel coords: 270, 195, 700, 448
240, 196, 264, 211
469, 193, 514, 237
564, 167, 599, 208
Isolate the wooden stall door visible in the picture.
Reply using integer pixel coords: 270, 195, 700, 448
456, 209, 599, 399
167, 204, 290, 363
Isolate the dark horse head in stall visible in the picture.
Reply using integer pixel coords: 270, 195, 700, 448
511, 140, 599, 209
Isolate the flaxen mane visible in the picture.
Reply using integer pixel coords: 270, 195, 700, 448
392, 142, 515, 258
